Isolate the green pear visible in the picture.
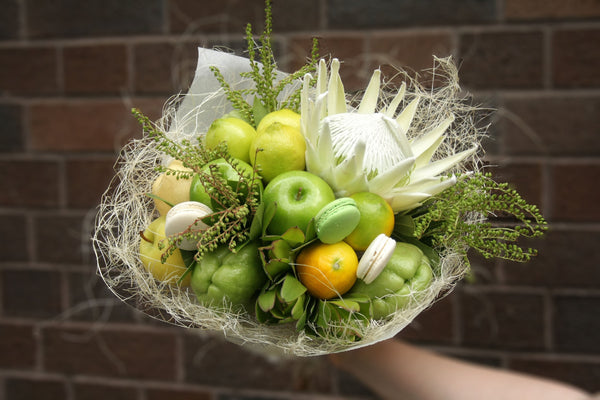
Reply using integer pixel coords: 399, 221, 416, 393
139, 215, 191, 286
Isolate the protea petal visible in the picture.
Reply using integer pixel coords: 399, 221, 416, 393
388, 192, 435, 212
412, 115, 455, 167
384, 82, 406, 118
299, 61, 478, 212
396, 97, 419, 134
328, 59, 346, 116
385, 116, 413, 160
393, 175, 457, 196
411, 116, 453, 157
358, 69, 381, 114
411, 146, 477, 183
367, 157, 415, 195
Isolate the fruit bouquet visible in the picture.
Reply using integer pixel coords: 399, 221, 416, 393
93, 1, 546, 356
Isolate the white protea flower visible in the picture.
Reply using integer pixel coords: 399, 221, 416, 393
300, 59, 478, 212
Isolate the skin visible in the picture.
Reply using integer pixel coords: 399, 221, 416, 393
328, 339, 590, 400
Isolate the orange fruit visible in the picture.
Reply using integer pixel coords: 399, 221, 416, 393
344, 192, 395, 251
295, 241, 358, 300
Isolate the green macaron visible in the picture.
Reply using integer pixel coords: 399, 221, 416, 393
314, 197, 361, 244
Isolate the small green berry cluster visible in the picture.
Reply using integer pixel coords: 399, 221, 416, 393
410, 172, 547, 265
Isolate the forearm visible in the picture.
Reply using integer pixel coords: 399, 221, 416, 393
329, 339, 590, 400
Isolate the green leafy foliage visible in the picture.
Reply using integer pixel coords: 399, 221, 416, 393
407, 172, 547, 265
209, 0, 320, 127
133, 109, 263, 264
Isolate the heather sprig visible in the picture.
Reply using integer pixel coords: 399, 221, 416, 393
209, 0, 319, 126
410, 172, 547, 264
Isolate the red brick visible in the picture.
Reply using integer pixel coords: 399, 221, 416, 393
489, 162, 543, 206
145, 387, 212, 400
183, 334, 333, 392
327, 0, 497, 29
73, 382, 138, 400
553, 295, 600, 353
43, 325, 178, 380
271, 0, 321, 32
0, 322, 36, 369
505, 0, 600, 20
288, 35, 368, 91
459, 31, 544, 90
459, 289, 546, 350
67, 270, 138, 323
499, 95, 600, 156
34, 214, 88, 264
133, 42, 198, 95
64, 44, 128, 95
29, 98, 163, 152
5, 377, 67, 400
0, 0, 19, 39
553, 29, 600, 88
399, 294, 455, 344
502, 229, 600, 288
66, 157, 117, 208
369, 32, 454, 86
0, 160, 60, 208
26, 0, 164, 39
0, 46, 58, 96
509, 357, 600, 393
1, 269, 63, 318
169, 0, 265, 34
0, 104, 23, 152
550, 163, 600, 222
0, 214, 28, 261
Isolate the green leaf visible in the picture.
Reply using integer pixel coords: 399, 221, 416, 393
340, 294, 371, 303
316, 300, 332, 330
252, 96, 269, 127
281, 227, 305, 248
248, 201, 265, 240
295, 310, 307, 331
329, 299, 360, 313
270, 239, 292, 259
255, 299, 271, 323
262, 201, 277, 237
280, 274, 307, 302
264, 259, 291, 280
304, 218, 317, 241
394, 215, 415, 237
144, 193, 175, 208
291, 294, 305, 320
257, 290, 277, 312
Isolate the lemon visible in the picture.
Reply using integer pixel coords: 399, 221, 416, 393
344, 192, 395, 251
257, 109, 301, 134
204, 117, 257, 163
296, 241, 358, 300
249, 122, 306, 183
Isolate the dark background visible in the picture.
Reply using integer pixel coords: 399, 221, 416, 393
1, 0, 599, 399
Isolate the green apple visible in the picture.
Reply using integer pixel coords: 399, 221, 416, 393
189, 158, 262, 210
204, 117, 257, 163
139, 216, 193, 286
151, 159, 194, 216
262, 170, 335, 236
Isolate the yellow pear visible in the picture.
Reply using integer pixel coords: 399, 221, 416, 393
151, 159, 193, 215
139, 215, 191, 286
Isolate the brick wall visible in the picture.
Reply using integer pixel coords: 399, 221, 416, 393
1, 0, 599, 399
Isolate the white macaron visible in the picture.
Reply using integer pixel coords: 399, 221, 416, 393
357, 234, 397, 284
165, 201, 213, 251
